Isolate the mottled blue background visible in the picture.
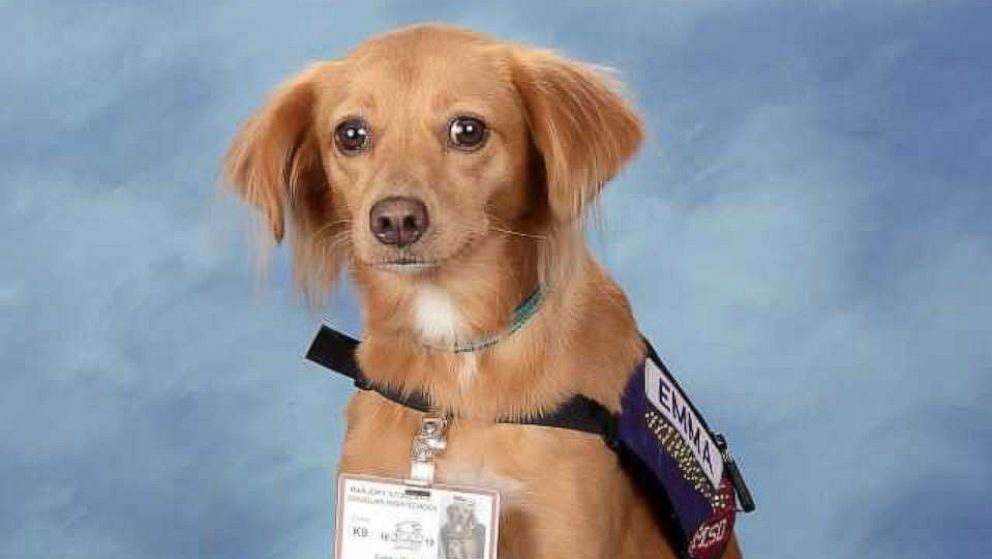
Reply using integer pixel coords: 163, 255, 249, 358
3, 2, 990, 558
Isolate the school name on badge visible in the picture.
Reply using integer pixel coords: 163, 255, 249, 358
336, 474, 501, 559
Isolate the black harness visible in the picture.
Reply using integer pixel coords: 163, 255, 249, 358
306, 325, 621, 446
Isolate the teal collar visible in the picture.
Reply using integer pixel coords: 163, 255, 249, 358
423, 285, 547, 354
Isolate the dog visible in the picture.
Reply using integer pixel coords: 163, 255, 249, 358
224, 24, 742, 559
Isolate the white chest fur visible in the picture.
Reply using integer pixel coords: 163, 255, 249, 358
411, 284, 478, 382
412, 284, 463, 346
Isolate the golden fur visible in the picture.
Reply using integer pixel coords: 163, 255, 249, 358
224, 24, 741, 559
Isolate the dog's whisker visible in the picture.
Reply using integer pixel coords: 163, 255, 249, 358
313, 219, 352, 241
315, 229, 355, 256
489, 225, 547, 240
315, 226, 345, 242
482, 208, 546, 241
315, 224, 350, 242
325, 234, 354, 253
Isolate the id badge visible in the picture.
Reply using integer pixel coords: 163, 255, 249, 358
335, 474, 501, 559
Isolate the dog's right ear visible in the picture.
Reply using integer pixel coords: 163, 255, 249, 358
223, 64, 329, 243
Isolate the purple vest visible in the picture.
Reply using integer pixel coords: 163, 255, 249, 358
616, 346, 751, 559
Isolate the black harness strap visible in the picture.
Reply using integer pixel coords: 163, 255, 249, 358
306, 326, 432, 412
305, 325, 619, 445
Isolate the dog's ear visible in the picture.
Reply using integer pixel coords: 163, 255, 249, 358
223, 63, 328, 242
224, 63, 347, 297
510, 48, 644, 222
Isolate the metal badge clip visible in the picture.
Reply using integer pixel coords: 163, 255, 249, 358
406, 413, 448, 488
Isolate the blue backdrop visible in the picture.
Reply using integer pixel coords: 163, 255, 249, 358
2, 2, 990, 557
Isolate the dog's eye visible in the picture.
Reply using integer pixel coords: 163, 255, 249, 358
334, 118, 370, 154
448, 117, 487, 151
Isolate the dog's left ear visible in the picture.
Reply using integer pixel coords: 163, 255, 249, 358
510, 48, 644, 222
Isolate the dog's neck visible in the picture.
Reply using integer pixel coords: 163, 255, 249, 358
351, 231, 643, 419
357, 233, 542, 347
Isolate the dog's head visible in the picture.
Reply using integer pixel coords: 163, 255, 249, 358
225, 24, 642, 295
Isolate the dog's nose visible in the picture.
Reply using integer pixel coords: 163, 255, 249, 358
369, 196, 429, 247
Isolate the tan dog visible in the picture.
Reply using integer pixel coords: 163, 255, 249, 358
225, 24, 742, 559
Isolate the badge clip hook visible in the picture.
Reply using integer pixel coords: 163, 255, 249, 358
406, 413, 448, 489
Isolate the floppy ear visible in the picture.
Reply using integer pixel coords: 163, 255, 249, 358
510, 49, 644, 222
224, 63, 346, 297
223, 63, 328, 242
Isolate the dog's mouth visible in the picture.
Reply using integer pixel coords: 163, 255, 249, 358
370, 257, 442, 274
364, 236, 480, 275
